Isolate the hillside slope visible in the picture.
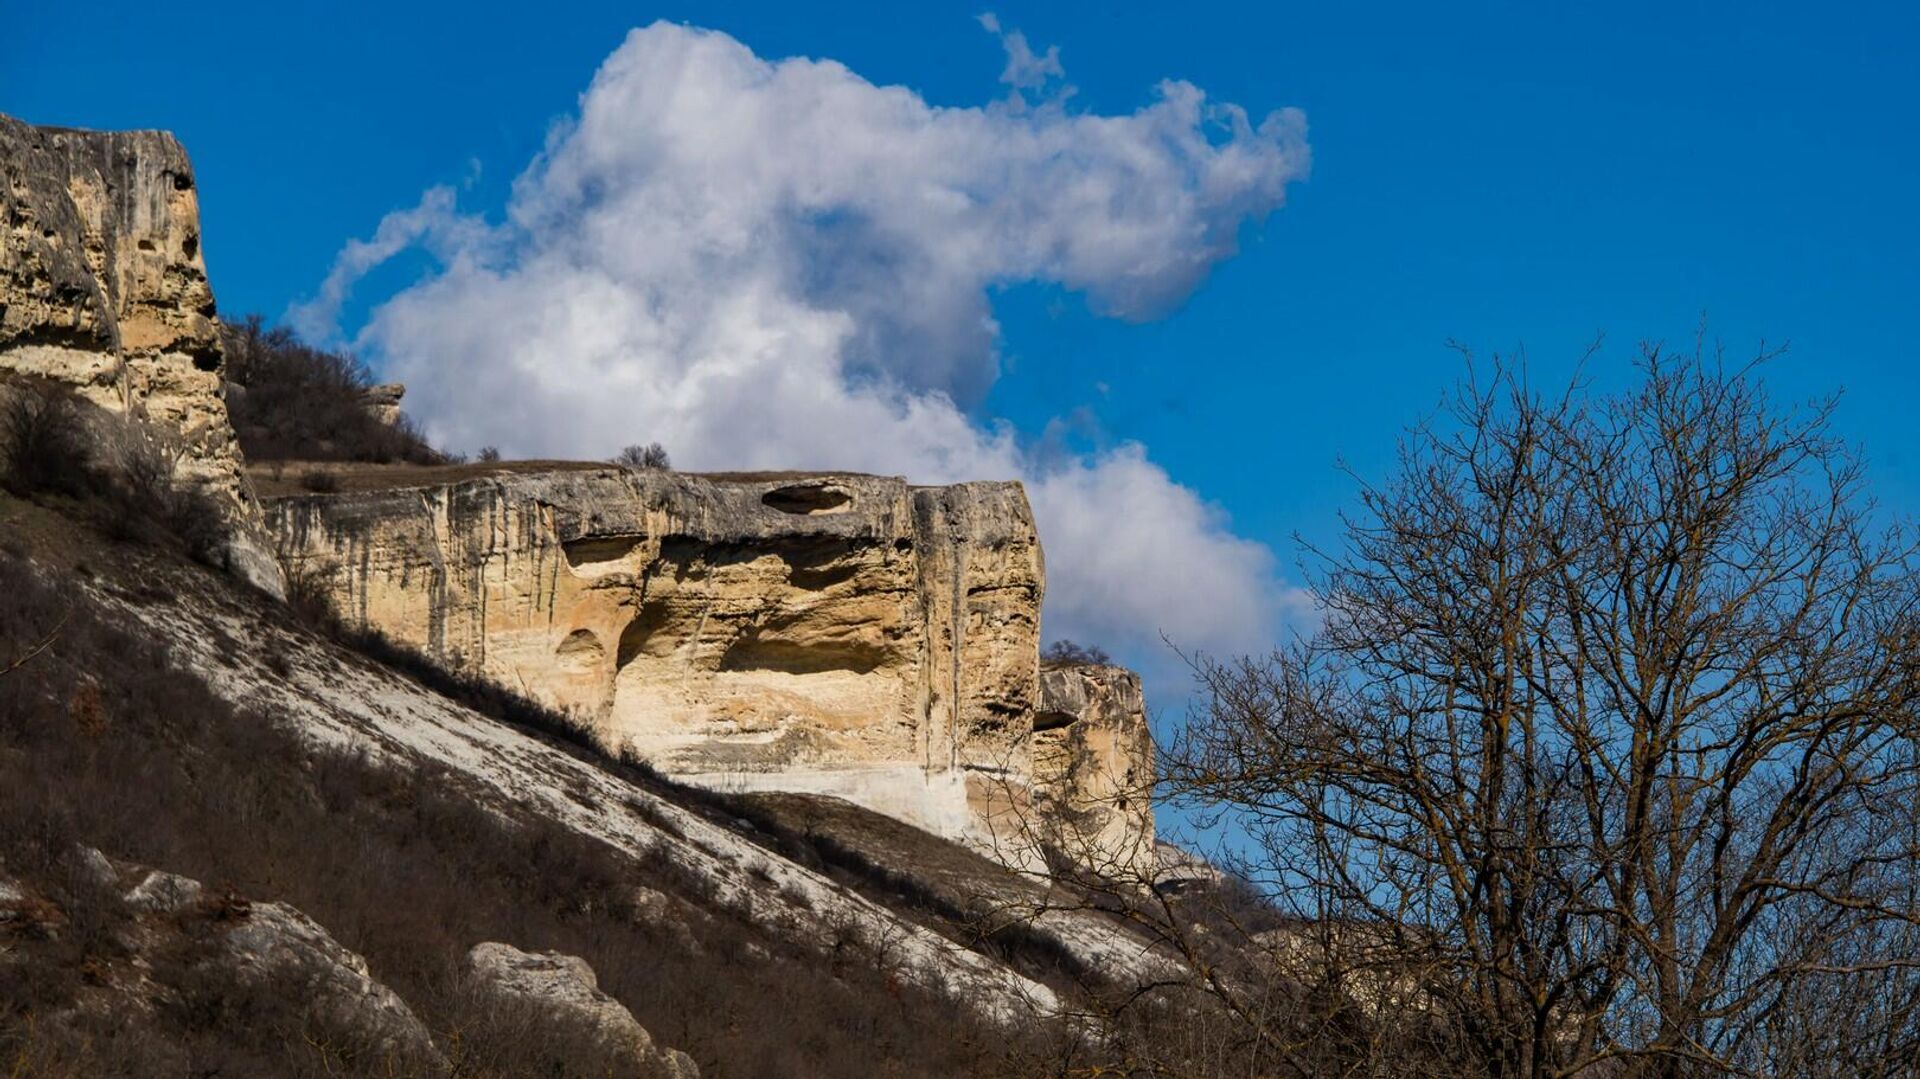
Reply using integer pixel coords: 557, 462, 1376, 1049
0, 491, 1177, 1076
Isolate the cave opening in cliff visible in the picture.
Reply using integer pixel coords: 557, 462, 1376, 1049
1033, 710, 1080, 732
761, 483, 853, 515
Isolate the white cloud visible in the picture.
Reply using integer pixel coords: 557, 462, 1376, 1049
298, 19, 1311, 663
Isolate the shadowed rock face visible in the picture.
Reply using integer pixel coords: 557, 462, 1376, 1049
1034, 665, 1157, 878
265, 467, 1073, 849
0, 113, 278, 591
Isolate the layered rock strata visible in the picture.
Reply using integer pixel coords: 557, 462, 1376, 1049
1033, 664, 1157, 876
265, 467, 1074, 848
0, 113, 277, 590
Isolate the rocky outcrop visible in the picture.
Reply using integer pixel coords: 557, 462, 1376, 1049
1033, 664, 1156, 877
265, 466, 1064, 851
361, 382, 405, 425
466, 942, 699, 1078
0, 109, 1148, 864
0, 113, 278, 592
2, 851, 439, 1066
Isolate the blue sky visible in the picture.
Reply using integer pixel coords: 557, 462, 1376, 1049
9, 1, 1920, 701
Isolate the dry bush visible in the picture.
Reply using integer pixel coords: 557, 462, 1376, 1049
98, 418, 229, 563
1040, 639, 1112, 668
298, 467, 340, 493
613, 442, 671, 470
0, 383, 229, 564
0, 382, 94, 497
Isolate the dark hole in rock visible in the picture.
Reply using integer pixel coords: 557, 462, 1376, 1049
554, 628, 605, 673
190, 346, 221, 372
562, 534, 645, 571
761, 484, 851, 515
136, 239, 156, 251
1033, 710, 1080, 732
171, 171, 193, 191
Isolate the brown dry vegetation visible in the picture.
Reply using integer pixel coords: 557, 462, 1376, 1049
0, 382, 1473, 1078
0, 519, 1054, 1077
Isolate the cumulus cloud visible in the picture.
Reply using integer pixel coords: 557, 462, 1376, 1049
298, 19, 1311, 662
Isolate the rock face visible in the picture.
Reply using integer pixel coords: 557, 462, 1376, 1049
266, 467, 1069, 849
9, 850, 440, 1065
361, 382, 405, 425
1033, 664, 1157, 876
265, 467, 1157, 861
0, 113, 278, 591
467, 942, 699, 1078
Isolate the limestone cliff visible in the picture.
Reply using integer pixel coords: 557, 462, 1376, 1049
1034, 664, 1157, 875
0, 111, 1150, 862
265, 465, 1153, 859
0, 113, 278, 590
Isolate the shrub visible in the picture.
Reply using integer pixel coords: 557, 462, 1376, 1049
100, 419, 230, 564
476, 446, 501, 463
299, 468, 340, 493
1041, 639, 1111, 667
0, 383, 228, 564
1, 382, 95, 497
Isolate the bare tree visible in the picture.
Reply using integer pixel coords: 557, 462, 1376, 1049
1165, 346, 1920, 1077
1042, 639, 1113, 668
613, 442, 671, 470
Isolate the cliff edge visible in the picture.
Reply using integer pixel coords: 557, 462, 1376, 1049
0, 112, 279, 591
265, 464, 1155, 865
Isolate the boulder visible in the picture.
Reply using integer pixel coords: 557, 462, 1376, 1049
466, 941, 699, 1078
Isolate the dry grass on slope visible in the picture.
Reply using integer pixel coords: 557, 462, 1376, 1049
0, 498, 1062, 1079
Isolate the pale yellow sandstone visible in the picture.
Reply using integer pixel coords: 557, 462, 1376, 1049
265, 467, 1153, 861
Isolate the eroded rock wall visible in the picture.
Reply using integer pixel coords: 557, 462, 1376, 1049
1034, 665, 1157, 878
1, 113, 277, 590
265, 467, 1057, 846
3, 114, 233, 489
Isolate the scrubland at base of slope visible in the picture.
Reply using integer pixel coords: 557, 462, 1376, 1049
0, 491, 1087, 1078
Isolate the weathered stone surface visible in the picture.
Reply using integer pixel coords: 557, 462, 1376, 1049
361, 382, 405, 425
220, 900, 440, 1061
466, 942, 699, 1078
122, 867, 204, 914
3, 113, 230, 488
0, 112, 279, 592
1033, 664, 1156, 877
265, 467, 1055, 849
51, 850, 438, 1061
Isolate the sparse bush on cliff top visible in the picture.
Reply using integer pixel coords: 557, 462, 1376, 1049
1041, 639, 1111, 668
613, 442, 671, 470
222, 314, 443, 465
